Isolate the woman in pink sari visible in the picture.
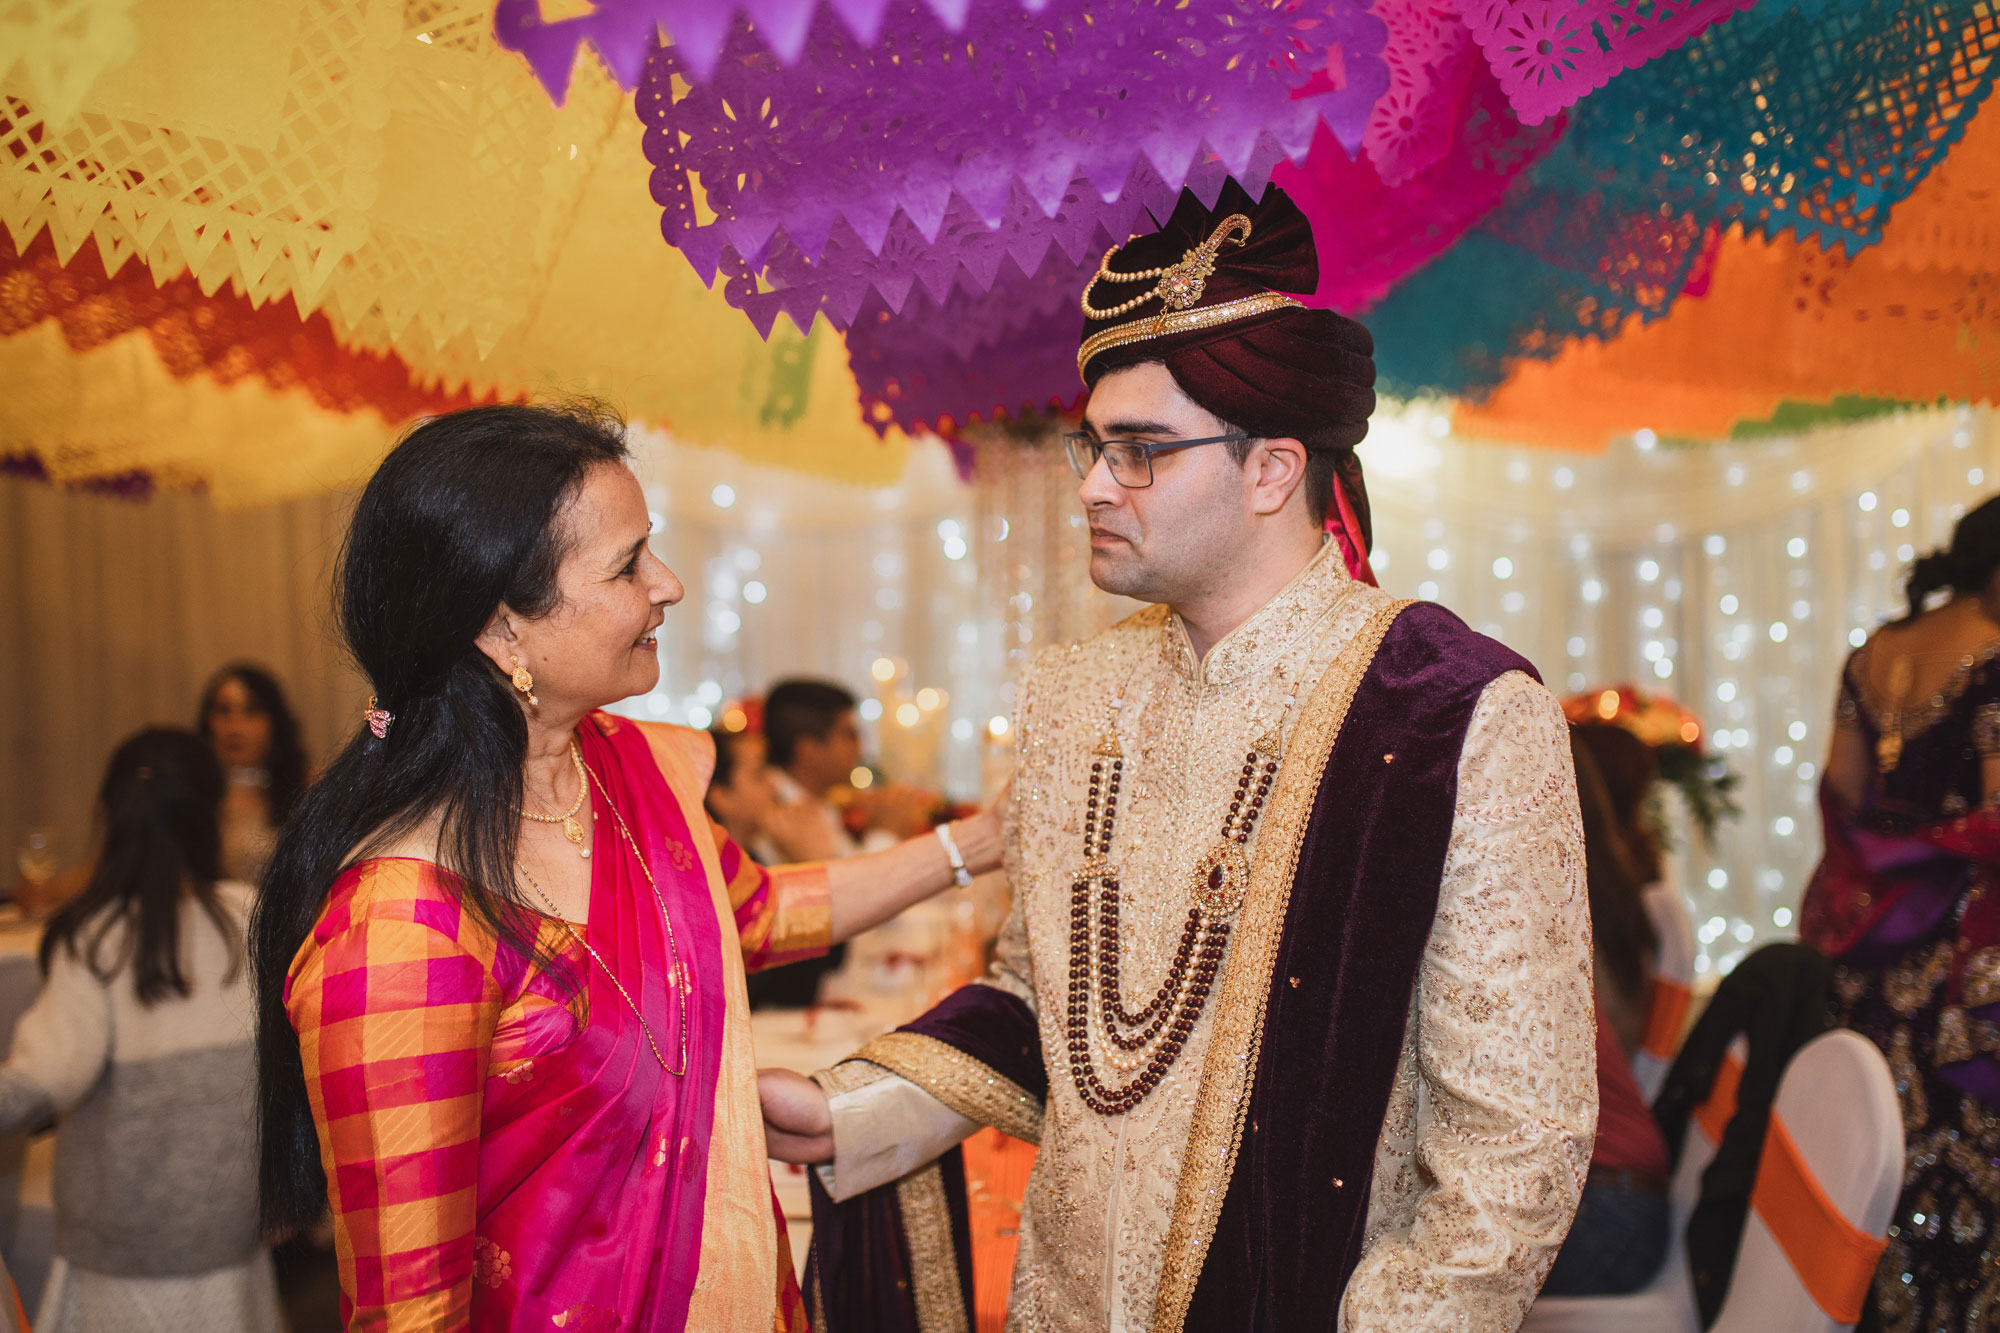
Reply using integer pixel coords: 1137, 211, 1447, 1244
250, 402, 1002, 1331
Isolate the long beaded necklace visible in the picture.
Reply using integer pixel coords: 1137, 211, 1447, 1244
520, 740, 591, 857
1064, 677, 1296, 1115
517, 760, 689, 1076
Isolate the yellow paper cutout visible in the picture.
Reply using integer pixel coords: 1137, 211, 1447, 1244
0, 0, 909, 486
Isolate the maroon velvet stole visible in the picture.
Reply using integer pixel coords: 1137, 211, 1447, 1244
808, 604, 1532, 1332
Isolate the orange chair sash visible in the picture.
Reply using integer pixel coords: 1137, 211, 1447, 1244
1690, 1051, 1888, 1322
1643, 978, 1694, 1059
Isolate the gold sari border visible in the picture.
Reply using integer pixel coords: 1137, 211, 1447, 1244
1150, 599, 1412, 1333
854, 1030, 1046, 1146
897, 1162, 971, 1333
766, 862, 834, 960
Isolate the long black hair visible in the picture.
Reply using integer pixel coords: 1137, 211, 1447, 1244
43, 728, 238, 1006
197, 662, 309, 823
1904, 494, 2000, 620
1569, 728, 1660, 1012
250, 401, 629, 1236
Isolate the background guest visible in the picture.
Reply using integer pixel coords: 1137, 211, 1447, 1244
196, 663, 309, 884
0, 729, 275, 1331
1801, 494, 2000, 1328
710, 722, 848, 1010
1537, 730, 1672, 1297
758, 678, 933, 863
1570, 721, 1665, 1054
705, 724, 839, 864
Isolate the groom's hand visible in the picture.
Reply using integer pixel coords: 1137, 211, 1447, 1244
759, 1068, 834, 1164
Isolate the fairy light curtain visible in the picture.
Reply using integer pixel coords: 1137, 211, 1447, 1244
607, 424, 1007, 799
962, 405, 2000, 975
1371, 403, 2000, 975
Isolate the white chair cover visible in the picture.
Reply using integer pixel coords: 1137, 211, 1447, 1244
1709, 1029, 1900, 1333
1524, 1030, 1899, 1333
1517, 1045, 1719, 1333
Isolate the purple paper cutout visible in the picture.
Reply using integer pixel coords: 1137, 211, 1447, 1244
634, 0, 1387, 334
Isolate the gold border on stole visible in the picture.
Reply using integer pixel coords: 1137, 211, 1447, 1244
1149, 600, 1413, 1333
851, 1028, 1046, 1146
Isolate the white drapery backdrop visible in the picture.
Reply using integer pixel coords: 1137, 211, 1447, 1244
0, 425, 996, 876
0, 478, 361, 878
9, 404, 1998, 976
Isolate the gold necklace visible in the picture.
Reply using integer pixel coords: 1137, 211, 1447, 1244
521, 740, 591, 858
517, 759, 689, 1076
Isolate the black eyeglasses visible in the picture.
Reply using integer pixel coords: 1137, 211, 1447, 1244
1061, 432, 1252, 488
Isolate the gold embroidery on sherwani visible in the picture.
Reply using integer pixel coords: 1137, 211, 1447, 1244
818, 542, 1593, 1332
855, 1030, 1046, 1145
1148, 600, 1411, 1333
898, 1163, 972, 1333
813, 1057, 894, 1099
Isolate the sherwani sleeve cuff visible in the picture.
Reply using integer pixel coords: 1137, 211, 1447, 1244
812, 1062, 979, 1202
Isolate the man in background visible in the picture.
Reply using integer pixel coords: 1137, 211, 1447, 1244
747, 679, 932, 1007
758, 679, 931, 860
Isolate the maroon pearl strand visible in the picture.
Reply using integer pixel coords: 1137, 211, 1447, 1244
1064, 735, 1279, 1116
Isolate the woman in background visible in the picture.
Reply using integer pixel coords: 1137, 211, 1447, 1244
0, 729, 273, 1332
197, 664, 309, 883
1570, 719, 1666, 1053
1538, 732, 1672, 1296
1802, 495, 2000, 1329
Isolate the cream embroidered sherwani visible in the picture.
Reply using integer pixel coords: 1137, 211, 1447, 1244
818, 544, 1597, 1331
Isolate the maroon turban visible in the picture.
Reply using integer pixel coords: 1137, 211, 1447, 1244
1078, 180, 1377, 574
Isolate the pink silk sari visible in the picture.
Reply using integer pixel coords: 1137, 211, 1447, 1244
471, 714, 796, 1330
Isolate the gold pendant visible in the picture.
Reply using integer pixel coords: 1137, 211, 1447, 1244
562, 816, 590, 859
1877, 731, 1903, 774
1192, 838, 1251, 918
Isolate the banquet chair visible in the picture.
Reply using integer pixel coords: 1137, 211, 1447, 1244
1523, 1029, 1899, 1333
1633, 882, 1697, 1102
1707, 1029, 1899, 1332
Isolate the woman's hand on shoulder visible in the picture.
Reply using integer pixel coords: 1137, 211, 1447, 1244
949, 782, 1009, 877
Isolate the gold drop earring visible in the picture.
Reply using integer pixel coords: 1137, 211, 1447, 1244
509, 654, 539, 706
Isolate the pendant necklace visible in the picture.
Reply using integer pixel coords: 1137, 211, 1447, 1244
517, 754, 689, 1076
1063, 674, 1296, 1115
521, 739, 592, 857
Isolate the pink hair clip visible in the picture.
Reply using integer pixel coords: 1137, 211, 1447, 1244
364, 696, 394, 740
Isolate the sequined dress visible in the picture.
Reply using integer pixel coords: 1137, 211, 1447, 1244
1824, 638, 2000, 1331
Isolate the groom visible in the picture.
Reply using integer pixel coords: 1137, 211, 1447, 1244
762, 181, 1597, 1332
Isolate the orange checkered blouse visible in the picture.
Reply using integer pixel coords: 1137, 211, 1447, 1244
285, 719, 829, 1331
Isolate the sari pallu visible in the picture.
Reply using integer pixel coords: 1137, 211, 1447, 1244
1802, 792, 2000, 1104
290, 712, 821, 1332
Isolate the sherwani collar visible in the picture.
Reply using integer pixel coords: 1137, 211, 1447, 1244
1164, 539, 1353, 688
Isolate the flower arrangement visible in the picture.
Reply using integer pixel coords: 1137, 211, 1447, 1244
1562, 684, 1742, 847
